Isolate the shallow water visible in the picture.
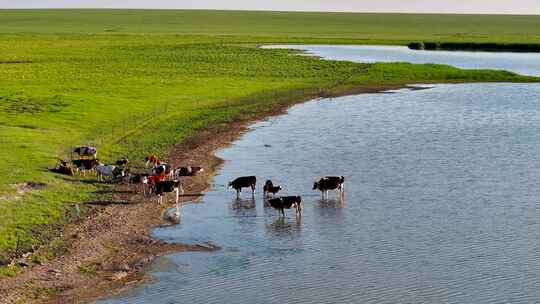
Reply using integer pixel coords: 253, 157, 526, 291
100, 48, 540, 304
267, 45, 540, 76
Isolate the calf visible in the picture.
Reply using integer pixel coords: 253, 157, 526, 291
263, 180, 282, 197
154, 180, 182, 205
174, 166, 204, 178
49, 160, 73, 176
313, 176, 345, 198
71, 159, 99, 176
268, 196, 302, 217
96, 164, 124, 182
115, 158, 129, 167
228, 176, 256, 198
73, 146, 97, 159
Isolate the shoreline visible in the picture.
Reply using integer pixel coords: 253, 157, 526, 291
0, 82, 522, 303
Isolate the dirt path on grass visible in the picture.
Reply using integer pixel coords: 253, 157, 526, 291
0, 84, 417, 304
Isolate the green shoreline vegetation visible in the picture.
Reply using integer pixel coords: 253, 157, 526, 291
1, 9, 540, 274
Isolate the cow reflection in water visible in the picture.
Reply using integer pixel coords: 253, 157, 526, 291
163, 203, 182, 225
231, 197, 256, 210
266, 215, 302, 237
318, 197, 345, 209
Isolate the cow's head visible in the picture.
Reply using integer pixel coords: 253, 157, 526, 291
312, 182, 319, 190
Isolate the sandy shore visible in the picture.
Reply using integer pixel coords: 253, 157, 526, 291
0, 84, 418, 303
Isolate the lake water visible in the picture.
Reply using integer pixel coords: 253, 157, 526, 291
266, 45, 540, 77
100, 46, 540, 304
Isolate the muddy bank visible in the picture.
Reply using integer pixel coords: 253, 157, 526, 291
0, 83, 425, 303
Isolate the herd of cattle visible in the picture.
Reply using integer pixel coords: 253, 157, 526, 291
226, 175, 345, 217
50, 146, 345, 217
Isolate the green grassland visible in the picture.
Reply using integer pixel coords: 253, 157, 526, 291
0, 10, 539, 268
2, 10, 540, 44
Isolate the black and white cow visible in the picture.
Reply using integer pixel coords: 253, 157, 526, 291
71, 159, 99, 176
153, 163, 172, 176
115, 158, 129, 168
313, 176, 345, 198
268, 196, 302, 217
129, 173, 150, 195
173, 166, 204, 178
228, 176, 256, 198
96, 163, 124, 182
154, 180, 182, 205
73, 146, 97, 159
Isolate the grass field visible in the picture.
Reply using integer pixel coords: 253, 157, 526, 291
2, 10, 540, 43
1, 9, 539, 270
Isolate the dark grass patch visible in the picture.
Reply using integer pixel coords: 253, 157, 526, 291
2, 95, 68, 115
0, 60, 33, 64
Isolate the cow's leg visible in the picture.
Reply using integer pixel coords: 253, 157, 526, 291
236, 189, 240, 199
251, 185, 255, 197
281, 208, 285, 217
175, 203, 181, 218
175, 188, 179, 204
179, 182, 184, 195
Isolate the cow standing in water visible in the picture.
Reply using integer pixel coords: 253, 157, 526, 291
228, 176, 256, 198
268, 196, 302, 217
313, 176, 345, 199
263, 180, 282, 197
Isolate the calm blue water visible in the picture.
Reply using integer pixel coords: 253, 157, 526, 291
267, 45, 540, 77
100, 47, 540, 304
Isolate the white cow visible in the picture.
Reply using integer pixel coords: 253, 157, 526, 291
96, 164, 124, 182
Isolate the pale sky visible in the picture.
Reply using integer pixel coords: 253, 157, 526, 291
1, 0, 540, 15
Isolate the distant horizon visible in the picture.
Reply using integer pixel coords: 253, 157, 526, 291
2, 0, 539, 15
0, 7, 539, 16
